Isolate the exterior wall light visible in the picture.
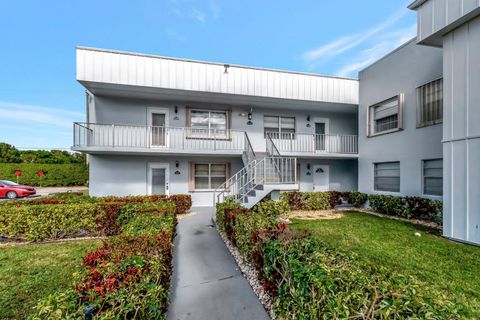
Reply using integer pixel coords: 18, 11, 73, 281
306, 163, 311, 175
224, 64, 230, 74
306, 115, 311, 127
247, 108, 253, 125
174, 106, 179, 120
174, 161, 181, 175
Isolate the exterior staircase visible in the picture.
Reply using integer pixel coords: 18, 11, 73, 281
214, 135, 298, 208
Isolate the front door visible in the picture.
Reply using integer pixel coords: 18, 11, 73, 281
313, 165, 329, 192
315, 122, 326, 151
148, 163, 169, 195
148, 107, 169, 147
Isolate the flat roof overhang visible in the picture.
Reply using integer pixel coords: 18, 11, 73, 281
80, 80, 358, 113
77, 47, 359, 113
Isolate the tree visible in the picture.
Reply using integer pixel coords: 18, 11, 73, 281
0, 143, 21, 163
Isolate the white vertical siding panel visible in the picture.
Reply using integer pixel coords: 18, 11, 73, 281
144, 57, 153, 87
92, 51, 103, 82
421, 0, 434, 41
297, 74, 305, 100
447, 0, 462, 24
77, 48, 359, 104
451, 27, 468, 141
433, 0, 447, 33
462, 0, 479, 15
135, 56, 145, 86
184, 62, 193, 91
241, 68, 248, 95
110, 54, 120, 83
77, 50, 85, 81
468, 17, 480, 136
152, 58, 161, 87
127, 55, 137, 86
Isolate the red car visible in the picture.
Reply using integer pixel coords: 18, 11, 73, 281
0, 180, 36, 199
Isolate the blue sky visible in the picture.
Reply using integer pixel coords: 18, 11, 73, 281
0, 0, 416, 149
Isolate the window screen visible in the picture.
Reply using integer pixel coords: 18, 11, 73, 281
423, 159, 443, 196
417, 79, 443, 127
374, 162, 400, 192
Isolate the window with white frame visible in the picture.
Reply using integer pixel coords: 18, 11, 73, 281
368, 95, 403, 136
417, 78, 443, 127
423, 159, 443, 196
194, 163, 227, 190
187, 108, 229, 138
374, 162, 400, 192
264, 116, 295, 139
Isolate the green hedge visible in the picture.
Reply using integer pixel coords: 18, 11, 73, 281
0, 203, 101, 241
30, 201, 177, 319
279, 191, 442, 223
0, 163, 88, 186
216, 201, 471, 319
0, 194, 190, 241
280, 191, 344, 211
369, 194, 442, 223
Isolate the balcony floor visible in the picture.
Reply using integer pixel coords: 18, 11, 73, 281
72, 146, 244, 157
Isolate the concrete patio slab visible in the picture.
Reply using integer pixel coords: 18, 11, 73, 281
167, 207, 270, 320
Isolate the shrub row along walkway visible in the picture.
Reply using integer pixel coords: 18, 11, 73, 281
167, 207, 269, 320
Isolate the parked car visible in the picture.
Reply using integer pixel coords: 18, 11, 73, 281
0, 180, 36, 199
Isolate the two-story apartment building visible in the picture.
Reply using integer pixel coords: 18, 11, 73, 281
73, 0, 480, 246
73, 47, 359, 207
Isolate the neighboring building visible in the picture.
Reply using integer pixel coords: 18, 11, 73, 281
408, 0, 480, 246
73, 0, 480, 246
358, 39, 443, 198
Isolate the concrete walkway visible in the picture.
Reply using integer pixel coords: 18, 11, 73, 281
167, 207, 270, 320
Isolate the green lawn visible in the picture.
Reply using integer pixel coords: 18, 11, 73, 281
0, 240, 101, 320
291, 211, 480, 304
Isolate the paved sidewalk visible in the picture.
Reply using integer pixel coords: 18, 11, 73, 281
167, 207, 270, 320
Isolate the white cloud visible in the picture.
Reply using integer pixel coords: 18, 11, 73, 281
190, 8, 206, 23
335, 24, 417, 77
169, 0, 221, 24
0, 101, 83, 128
301, 3, 415, 73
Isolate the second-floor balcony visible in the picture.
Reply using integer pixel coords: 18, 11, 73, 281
72, 122, 248, 156
269, 132, 358, 157
72, 123, 358, 158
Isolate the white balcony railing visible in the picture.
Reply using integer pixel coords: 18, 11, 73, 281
269, 133, 358, 154
73, 123, 247, 152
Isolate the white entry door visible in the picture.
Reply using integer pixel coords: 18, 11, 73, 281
148, 163, 170, 195
147, 107, 169, 148
313, 165, 329, 192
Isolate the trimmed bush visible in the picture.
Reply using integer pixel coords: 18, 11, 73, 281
30, 200, 177, 319
305, 192, 331, 210
215, 197, 240, 232
280, 192, 308, 210
368, 194, 406, 217
253, 199, 290, 218
261, 235, 465, 319
0, 203, 102, 241
216, 200, 469, 319
0, 163, 88, 186
404, 196, 443, 222
168, 194, 192, 215
348, 191, 368, 208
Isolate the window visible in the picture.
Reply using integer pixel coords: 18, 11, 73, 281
374, 162, 400, 192
187, 108, 229, 138
368, 95, 403, 136
264, 116, 296, 139
423, 159, 443, 196
194, 163, 227, 190
417, 78, 443, 127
